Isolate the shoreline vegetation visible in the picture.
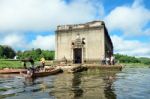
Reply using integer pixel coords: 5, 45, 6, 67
0, 60, 150, 69
121, 63, 150, 68
0, 59, 54, 69
0, 45, 150, 69
115, 54, 150, 68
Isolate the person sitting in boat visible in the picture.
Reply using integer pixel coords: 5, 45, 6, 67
21, 57, 34, 68
21, 57, 35, 74
27, 68, 33, 75
40, 57, 45, 69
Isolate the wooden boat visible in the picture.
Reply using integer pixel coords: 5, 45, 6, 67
0, 69, 27, 74
22, 68, 62, 78
68, 66, 87, 73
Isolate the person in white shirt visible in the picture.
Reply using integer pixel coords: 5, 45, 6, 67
106, 57, 110, 65
110, 56, 115, 65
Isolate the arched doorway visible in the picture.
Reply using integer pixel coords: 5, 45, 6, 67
72, 34, 85, 64
73, 48, 82, 64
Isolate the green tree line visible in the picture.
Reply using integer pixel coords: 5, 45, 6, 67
114, 53, 150, 65
17, 48, 55, 60
0, 45, 54, 60
1, 44, 149, 64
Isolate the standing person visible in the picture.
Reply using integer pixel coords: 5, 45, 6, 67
40, 57, 45, 68
21, 57, 35, 74
110, 56, 115, 65
106, 57, 110, 65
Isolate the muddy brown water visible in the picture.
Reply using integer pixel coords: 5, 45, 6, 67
0, 67, 150, 99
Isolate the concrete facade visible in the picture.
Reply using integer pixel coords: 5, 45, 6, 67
55, 21, 113, 64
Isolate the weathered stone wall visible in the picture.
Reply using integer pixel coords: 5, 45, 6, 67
55, 21, 113, 64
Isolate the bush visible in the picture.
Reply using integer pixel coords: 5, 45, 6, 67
17, 48, 55, 61
114, 53, 150, 65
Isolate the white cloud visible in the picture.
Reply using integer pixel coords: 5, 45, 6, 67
29, 35, 55, 50
0, 33, 26, 49
104, 0, 150, 36
111, 35, 150, 57
0, 0, 150, 58
0, 33, 55, 50
105, 0, 150, 57
0, 0, 104, 51
0, 0, 104, 33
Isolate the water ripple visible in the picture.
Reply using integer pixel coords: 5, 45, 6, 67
0, 68, 150, 99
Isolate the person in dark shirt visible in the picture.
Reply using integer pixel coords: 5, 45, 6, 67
21, 57, 35, 74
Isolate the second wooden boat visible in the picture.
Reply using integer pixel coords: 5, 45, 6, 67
22, 68, 62, 78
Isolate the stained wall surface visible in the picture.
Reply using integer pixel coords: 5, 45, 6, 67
55, 21, 113, 64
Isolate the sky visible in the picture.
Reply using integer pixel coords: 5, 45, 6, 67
0, 0, 150, 57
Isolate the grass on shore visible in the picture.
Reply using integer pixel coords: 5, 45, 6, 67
0, 60, 22, 69
0, 60, 54, 69
0, 59, 150, 69
121, 63, 150, 68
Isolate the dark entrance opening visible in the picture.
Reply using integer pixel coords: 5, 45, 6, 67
73, 48, 82, 64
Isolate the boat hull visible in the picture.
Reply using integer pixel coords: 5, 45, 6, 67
22, 68, 62, 78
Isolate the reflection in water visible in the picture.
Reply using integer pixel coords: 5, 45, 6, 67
50, 73, 83, 99
103, 75, 116, 99
80, 69, 117, 99
0, 69, 121, 99
114, 68, 150, 99
51, 69, 118, 99
0, 75, 55, 99
23, 77, 52, 93
23, 77, 35, 86
1, 68, 150, 99
71, 73, 83, 98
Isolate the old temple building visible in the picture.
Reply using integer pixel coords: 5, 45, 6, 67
55, 21, 113, 64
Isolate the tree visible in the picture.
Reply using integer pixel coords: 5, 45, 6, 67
35, 48, 42, 55
0, 45, 16, 59
0, 45, 4, 58
114, 53, 150, 64
16, 48, 55, 61
115, 54, 141, 63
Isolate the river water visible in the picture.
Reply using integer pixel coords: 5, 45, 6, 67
0, 67, 150, 99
